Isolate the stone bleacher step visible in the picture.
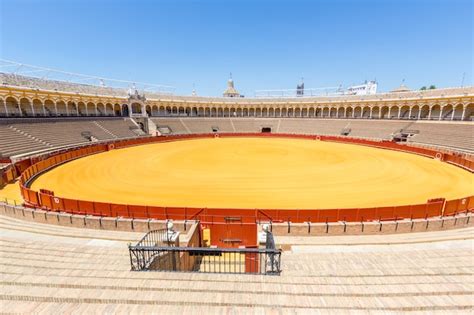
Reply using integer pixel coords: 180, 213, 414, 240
0, 215, 142, 242
2, 273, 472, 297
274, 226, 474, 247
1, 285, 472, 311
91, 121, 118, 138
0, 223, 139, 243
9, 126, 51, 145
2, 264, 471, 291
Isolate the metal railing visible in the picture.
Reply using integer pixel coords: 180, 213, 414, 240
129, 228, 179, 271
129, 230, 281, 275
135, 228, 178, 247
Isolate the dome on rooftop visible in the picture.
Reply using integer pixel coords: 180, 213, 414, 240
223, 74, 240, 97
391, 83, 411, 93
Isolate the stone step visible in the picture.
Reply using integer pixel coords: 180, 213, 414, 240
2, 284, 472, 310
1, 275, 472, 297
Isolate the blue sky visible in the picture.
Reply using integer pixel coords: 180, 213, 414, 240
1, 0, 472, 96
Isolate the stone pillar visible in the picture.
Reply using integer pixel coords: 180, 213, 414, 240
3, 101, 8, 116
18, 102, 23, 117
30, 100, 35, 116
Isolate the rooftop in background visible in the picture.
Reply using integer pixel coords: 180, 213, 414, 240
0, 59, 175, 96
1, 61, 473, 103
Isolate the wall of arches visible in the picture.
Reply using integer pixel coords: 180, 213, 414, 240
148, 103, 474, 121
1, 94, 473, 121
0, 96, 129, 118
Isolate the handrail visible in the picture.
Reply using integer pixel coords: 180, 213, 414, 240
130, 246, 281, 253
128, 229, 281, 274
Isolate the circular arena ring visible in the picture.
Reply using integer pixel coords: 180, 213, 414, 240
18, 134, 473, 226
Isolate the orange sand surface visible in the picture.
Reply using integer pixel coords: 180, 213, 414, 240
26, 137, 473, 209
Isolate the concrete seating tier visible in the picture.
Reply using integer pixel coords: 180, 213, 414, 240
93, 119, 144, 138
151, 117, 474, 152
11, 121, 114, 147
408, 122, 474, 151
278, 118, 349, 135
230, 118, 281, 133
2, 117, 473, 157
178, 118, 234, 133
151, 118, 191, 134
0, 125, 50, 157
344, 120, 410, 139
0, 211, 472, 312
0, 118, 144, 157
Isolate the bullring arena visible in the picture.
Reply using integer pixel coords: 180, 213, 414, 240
29, 137, 473, 209
0, 71, 474, 313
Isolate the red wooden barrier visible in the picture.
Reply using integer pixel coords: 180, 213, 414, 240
14, 133, 474, 223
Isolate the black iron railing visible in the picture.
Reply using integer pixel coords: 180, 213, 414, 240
129, 228, 179, 271
129, 231, 281, 275
135, 228, 178, 247
129, 246, 281, 275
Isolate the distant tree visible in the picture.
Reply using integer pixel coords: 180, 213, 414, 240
420, 86, 427, 90
429, 85, 436, 89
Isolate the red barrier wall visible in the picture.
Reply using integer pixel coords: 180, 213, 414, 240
16, 133, 474, 224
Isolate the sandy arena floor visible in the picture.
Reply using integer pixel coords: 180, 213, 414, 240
0, 181, 22, 204
23, 137, 474, 209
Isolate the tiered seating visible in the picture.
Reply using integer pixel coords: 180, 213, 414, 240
345, 120, 409, 139
12, 121, 114, 147
278, 118, 348, 135
0, 126, 50, 157
152, 118, 474, 152
94, 119, 145, 138
181, 118, 234, 133
231, 118, 280, 132
408, 122, 474, 151
2, 117, 473, 156
152, 118, 190, 134
0, 118, 146, 157
0, 214, 472, 313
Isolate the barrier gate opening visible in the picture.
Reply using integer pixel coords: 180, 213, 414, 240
203, 222, 258, 248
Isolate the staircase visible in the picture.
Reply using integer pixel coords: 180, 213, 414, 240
92, 121, 118, 138
9, 126, 53, 147
146, 118, 158, 135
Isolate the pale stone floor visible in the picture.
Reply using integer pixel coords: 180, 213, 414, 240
0, 215, 473, 314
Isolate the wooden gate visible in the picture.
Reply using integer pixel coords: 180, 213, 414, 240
203, 222, 258, 248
